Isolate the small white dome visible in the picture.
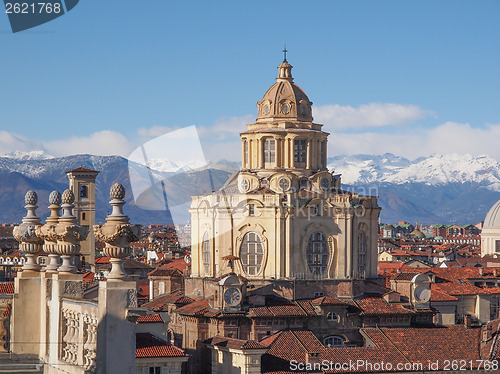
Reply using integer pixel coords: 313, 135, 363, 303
484, 199, 500, 229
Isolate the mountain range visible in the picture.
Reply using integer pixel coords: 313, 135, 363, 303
0, 152, 498, 225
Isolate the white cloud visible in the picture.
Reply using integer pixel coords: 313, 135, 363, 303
199, 115, 254, 140
45, 130, 134, 157
314, 103, 434, 130
137, 125, 179, 137
0, 131, 47, 155
331, 122, 500, 160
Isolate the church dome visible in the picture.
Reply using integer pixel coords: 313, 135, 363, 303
256, 58, 313, 123
484, 199, 500, 229
410, 229, 425, 239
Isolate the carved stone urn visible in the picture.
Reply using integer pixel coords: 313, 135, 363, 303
35, 190, 62, 272
94, 183, 141, 280
13, 190, 43, 271
54, 189, 89, 273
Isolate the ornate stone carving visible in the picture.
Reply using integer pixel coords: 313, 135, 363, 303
94, 183, 141, 279
55, 189, 89, 273
83, 314, 97, 372
63, 281, 84, 298
35, 190, 61, 272
13, 190, 43, 271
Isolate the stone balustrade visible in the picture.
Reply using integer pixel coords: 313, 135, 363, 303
60, 299, 98, 373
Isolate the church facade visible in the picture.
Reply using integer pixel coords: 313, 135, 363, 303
189, 57, 381, 282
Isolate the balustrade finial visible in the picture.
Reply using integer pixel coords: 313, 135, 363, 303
94, 183, 141, 280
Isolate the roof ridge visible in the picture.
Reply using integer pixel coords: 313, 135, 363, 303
375, 327, 413, 364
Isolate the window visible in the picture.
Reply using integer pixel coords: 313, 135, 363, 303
306, 232, 329, 278
202, 232, 210, 274
495, 240, 500, 252
323, 335, 344, 347
248, 204, 255, 216
299, 178, 309, 190
263, 138, 275, 164
240, 232, 264, 276
294, 139, 307, 163
149, 367, 161, 374
359, 232, 367, 275
81, 212, 86, 221
314, 292, 324, 298
80, 185, 88, 198
327, 312, 339, 322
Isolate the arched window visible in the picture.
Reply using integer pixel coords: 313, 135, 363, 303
359, 231, 367, 276
202, 232, 210, 274
81, 212, 86, 221
240, 232, 264, 276
327, 312, 339, 322
323, 335, 344, 347
80, 185, 88, 198
306, 232, 329, 278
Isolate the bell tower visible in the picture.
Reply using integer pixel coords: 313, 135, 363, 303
66, 167, 99, 266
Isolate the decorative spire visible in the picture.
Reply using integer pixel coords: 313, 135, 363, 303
278, 46, 293, 81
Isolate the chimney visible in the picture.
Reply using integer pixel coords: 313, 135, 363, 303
482, 324, 493, 342
479, 268, 484, 276
306, 352, 320, 365
494, 269, 498, 277
464, 315, 472, 329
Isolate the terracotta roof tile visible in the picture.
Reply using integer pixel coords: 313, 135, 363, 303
430, 284, 458, 301
207, 336, 267, 350
136, 314, 164, 323
262, 326, 482, 373
142, 290, 194, 311
354, 297, 414, 315
66, 167, 99, 173
136, 333, 185, 358
148, 267, 183, 277
311, 296, 356, 306
2, 304, 11, 318
176, 297, 220, 317
0, 282, 14, 294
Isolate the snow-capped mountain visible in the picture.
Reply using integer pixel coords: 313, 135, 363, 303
0, 152, 498, 225
328, 153, 500, 190
1, 150, 54, 160
327, 153, 500, 224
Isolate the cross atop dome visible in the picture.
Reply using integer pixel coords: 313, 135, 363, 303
278, 48, 293, 81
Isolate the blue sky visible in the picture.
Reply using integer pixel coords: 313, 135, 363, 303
1, 0, 499, 161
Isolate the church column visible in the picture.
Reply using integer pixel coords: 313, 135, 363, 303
259, 137, 264, 169
315, 139, 321, 169
241, 139, 246, 169
276, 138, 281, 168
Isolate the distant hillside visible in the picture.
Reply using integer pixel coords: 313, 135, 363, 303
329, 153, 500, 224
0, 154, 234, 225
1, 152, 499, 225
